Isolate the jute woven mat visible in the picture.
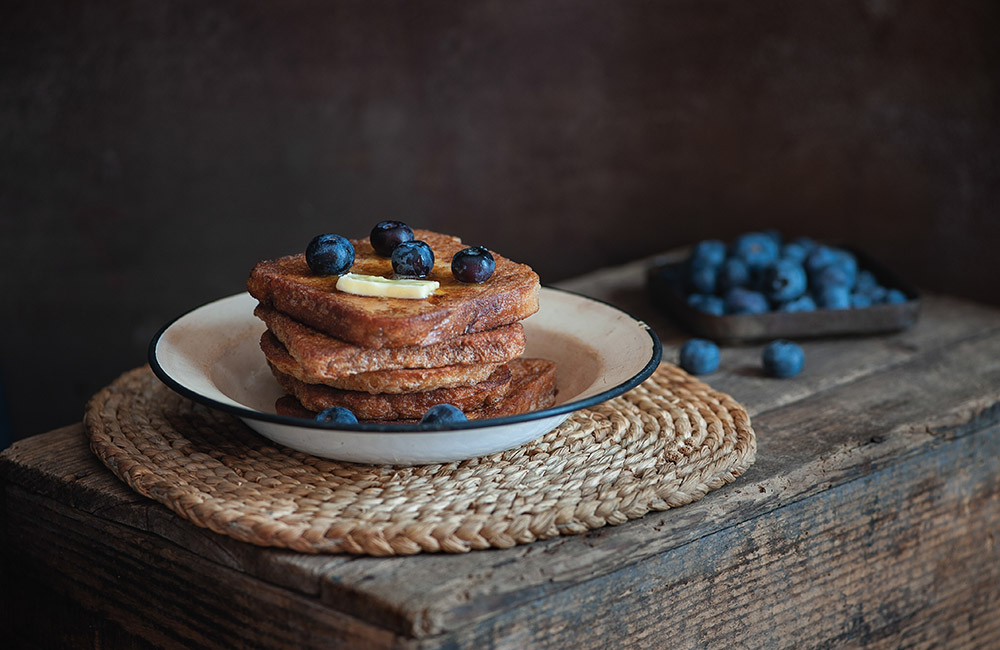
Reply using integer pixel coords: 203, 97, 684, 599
85, 364, 756, 556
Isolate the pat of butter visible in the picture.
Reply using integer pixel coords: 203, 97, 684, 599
335, 272, 439, 299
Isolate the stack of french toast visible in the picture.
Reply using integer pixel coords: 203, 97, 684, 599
246, 227, 557, 424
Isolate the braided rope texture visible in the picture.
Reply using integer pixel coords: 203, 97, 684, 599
85, 364, 756, 556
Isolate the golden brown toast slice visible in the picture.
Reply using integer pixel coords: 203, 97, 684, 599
247, 229, 540, 348
274, 358, 558, 423
261, 332, 502, 393
254, 305, 526, 378
270, 364, 514, 420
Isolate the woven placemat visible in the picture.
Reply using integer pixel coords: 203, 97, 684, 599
85, 364, 756, 556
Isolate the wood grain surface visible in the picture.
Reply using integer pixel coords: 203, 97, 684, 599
3, 261, 1000, 648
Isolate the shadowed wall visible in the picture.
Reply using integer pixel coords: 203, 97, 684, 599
2, 0, 998, 443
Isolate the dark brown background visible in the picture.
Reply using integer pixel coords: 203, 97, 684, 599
2, 0, 998, 445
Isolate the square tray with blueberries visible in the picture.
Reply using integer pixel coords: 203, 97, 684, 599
646, 230, 921, 347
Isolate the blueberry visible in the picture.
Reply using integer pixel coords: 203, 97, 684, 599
761, 229, 783, 247
391, 240, 435, 278
690, 239, 727, 268
679, 339, 720, 375
314, 406, 359, 425
420, 403, 467, 427
829, 249, 858, 284
370, 220, 415, 256
717, 258, 751, 292
762, 340, 804, 378
804, 246, 840, 276
731, 232, 780, 270
686, 263, 718, 295
806, 247, 858, 289
306, 234, 355, 276
760, 259, 807, 302
811, 263, 854, 292
781, 242, 809, 264
850, 292, 873, 308
724, 287, 770, 315
884, 289, 908, 304
778, 295, 817, 312
865, 284, 889, 304
451, 246, 495, 283
687, 293, 725, 316
815, 285, 851, 310
790, 236, 819, 253
854, 269, 878, 293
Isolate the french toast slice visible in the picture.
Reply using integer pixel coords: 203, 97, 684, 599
247, 229, 540, 348
254, 305, 526, 378
270, 364, 514, 420
261, 332, 502, 393
274, 358, 558, 423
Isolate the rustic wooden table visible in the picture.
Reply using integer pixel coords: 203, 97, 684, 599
3, 258, 999, 649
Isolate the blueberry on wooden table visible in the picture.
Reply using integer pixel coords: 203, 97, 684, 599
762, 340, 805, 378
679, 339, 720, 375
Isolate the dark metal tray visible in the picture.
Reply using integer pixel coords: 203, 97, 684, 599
646, 246, 921, 344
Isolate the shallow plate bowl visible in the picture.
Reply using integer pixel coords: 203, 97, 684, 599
149, 287, 661, 465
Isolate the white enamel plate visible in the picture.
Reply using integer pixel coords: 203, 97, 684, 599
149, 287, 662, 465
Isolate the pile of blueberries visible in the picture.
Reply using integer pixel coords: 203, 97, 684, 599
669, 231, 908, 316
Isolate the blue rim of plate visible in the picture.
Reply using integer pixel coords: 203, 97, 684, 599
148, 286, 662, 433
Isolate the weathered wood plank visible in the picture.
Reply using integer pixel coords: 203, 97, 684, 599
0, 424, 355, 599
2, 484, 403, 650
409, 424, 1000, 649
6, 578, 157, 650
